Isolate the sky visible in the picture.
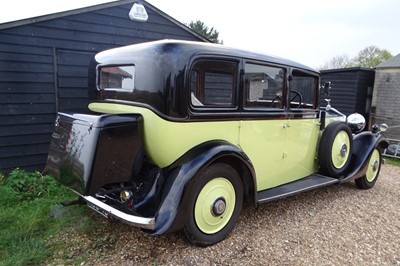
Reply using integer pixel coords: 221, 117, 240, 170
0, 0, 399, 68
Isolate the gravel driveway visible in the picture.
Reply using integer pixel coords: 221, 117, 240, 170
48, 164, 400, 265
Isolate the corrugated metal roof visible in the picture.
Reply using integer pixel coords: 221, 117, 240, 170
376, 53, 400, 69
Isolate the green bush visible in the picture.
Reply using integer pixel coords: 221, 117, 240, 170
0, 168, 85, 266
4, 168, 64, 201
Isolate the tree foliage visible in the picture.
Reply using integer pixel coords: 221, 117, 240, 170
187, 20, 223, 44
319, 46, 393, 70
319, 55, 353, 69
353, 46, 392, 68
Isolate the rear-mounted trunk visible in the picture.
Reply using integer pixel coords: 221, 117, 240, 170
45, 112, 143, 196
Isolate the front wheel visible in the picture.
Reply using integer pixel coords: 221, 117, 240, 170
183, 163, 243, 246
319, 121, 353, 177
355, 148, 382, 189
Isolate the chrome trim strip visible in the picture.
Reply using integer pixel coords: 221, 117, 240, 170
84, 196, 156, 230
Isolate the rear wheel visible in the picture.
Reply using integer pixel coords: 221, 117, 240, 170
183, 163, 243, 246
319, 121, 353, 177
355, 148, 382, 189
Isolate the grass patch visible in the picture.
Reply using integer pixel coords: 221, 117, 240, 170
0, 168, 91, 266
384, 156, 400, 167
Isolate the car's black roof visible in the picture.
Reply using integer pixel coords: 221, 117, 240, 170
94, 39, 320, 119
95, 39, 318, 74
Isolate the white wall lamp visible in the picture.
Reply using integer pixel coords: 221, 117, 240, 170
129, 1, 148, 22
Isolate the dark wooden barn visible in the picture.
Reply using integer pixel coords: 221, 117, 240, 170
0, 0, 209, 173
320, 67, 375, 125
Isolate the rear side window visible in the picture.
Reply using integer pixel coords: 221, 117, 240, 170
190, 60, 237, 107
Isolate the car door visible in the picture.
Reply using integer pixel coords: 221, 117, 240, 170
239, 62, 290, 191
285, 69, 320, 179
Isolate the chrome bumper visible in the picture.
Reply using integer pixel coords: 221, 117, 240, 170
84, 196, 156, 230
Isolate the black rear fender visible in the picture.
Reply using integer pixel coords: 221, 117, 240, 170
152, 140, 255, 235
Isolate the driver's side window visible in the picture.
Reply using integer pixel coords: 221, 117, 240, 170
244, 63, 285, 109
291, 70, 317, 109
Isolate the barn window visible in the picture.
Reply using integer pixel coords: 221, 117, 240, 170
99, 65, 135, 92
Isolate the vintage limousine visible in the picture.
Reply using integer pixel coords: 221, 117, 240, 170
45, 40, 388, 246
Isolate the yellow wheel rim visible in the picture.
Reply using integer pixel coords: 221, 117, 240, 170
366, 149, 380, 182
194, 177, 236, 234
331, 130, 351, 169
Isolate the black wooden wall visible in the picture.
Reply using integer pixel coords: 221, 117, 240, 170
0, 0, 207, 173
320, 68, 375, 123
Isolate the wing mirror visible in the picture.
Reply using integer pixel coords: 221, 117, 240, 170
380, 123, 388, 132
371, 123, 388, 133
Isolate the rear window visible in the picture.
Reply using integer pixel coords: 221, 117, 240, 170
99, 65, 135, 92
97, 64, 167, 115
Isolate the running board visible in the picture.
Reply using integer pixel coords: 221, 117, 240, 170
257, 174, 339, 204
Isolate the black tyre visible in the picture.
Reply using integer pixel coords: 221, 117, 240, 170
319, 121, 353, 177
183, 163, 243, 246
355, 148, 382, 189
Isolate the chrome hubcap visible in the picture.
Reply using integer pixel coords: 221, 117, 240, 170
211, 197, 226, 216
339, 143, 347, 158
372, 160, 379, 172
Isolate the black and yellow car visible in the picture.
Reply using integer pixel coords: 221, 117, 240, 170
45, 40, 388, 246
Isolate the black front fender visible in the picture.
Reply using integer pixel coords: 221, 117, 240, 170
343, 131, 388, 181
150, 140, 255, 235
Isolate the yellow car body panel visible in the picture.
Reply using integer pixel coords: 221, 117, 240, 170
239, 117, 319, 190
89, 102, 240, 168
90, 102, 320, 191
